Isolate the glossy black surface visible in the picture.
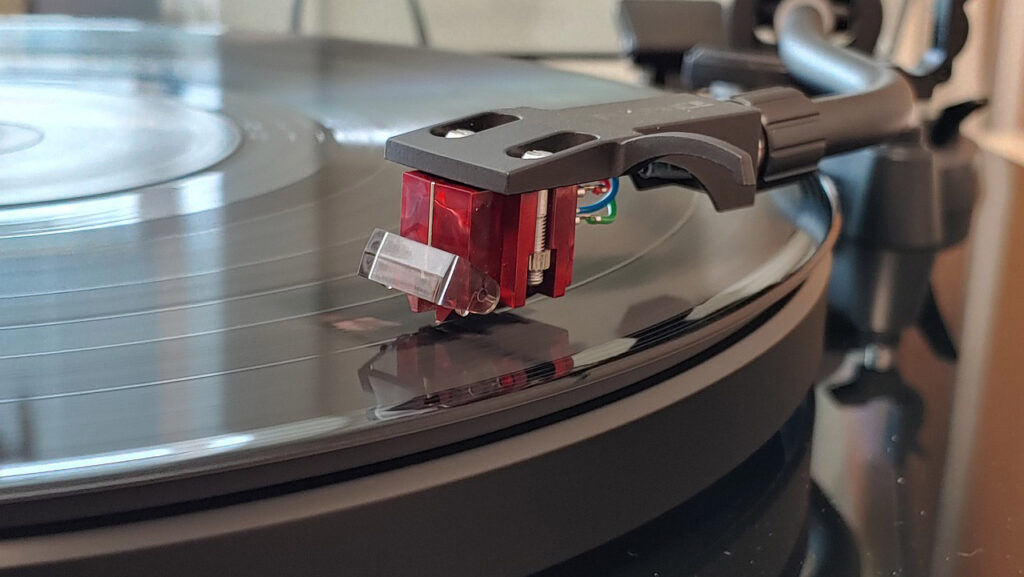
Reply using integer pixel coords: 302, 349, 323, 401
0, 21, 835, 520
539, 397, 862, 577
539, 398, 820, 577
812, 310, 961, 577
0, 267, 832, 575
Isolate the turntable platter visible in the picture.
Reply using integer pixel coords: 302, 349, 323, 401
0, 20, 837, 534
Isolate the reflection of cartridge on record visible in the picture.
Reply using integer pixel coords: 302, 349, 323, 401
360, 315, 573, 420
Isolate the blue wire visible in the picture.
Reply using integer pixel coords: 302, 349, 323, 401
577, 177, 618, 214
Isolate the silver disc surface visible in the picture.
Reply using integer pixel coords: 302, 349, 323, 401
0, 85, 241, 206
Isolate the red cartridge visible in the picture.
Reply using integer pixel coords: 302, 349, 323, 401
400, 171, 577, 322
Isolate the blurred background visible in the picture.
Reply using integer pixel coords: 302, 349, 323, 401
0, 1, 1020, 575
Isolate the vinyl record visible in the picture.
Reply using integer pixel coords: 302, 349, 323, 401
0, 20, 837, 569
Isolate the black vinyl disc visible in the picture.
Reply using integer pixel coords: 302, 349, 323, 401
1, 18, 837, 575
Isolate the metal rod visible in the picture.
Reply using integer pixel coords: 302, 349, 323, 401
528, 189, 549, 286
777, 3, 917, 154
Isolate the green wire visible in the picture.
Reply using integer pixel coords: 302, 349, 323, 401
584, 199, 617, 225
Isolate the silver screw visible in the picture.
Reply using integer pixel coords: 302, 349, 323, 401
522, 149, 553, 286
521, 149, 551, 160
445, 128, 475, 138
528, 188, 549, 286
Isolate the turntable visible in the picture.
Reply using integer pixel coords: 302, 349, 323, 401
0, 8, 939, 576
